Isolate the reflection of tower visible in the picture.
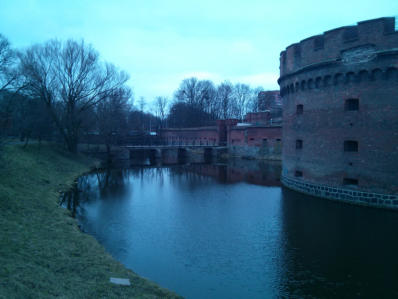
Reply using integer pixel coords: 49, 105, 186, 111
279, 187, 398, 298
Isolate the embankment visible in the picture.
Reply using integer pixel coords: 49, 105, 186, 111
0, 144, 181, 298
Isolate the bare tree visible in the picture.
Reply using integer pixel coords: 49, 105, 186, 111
217, 81, 233, 119
0, 35, 17, 156
155, 96, 168, 128
96, 87, 132, 158
138, 97, 146, 131
246, 86, 264, 112
175, 77, 218, 112
18, 39, 129, 153
175, 77, 199, 106
232, 83, 251, 120
197, 80, 217, 116
0, 34, 19, 93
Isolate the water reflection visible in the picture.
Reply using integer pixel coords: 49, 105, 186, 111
279, 188, 398, 298
177, 159, 281, 186
62, 161, 398, 298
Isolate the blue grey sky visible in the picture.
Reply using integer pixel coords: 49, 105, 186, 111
0, 0, 397, 106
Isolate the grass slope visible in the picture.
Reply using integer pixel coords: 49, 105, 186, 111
0, 144, 181, 299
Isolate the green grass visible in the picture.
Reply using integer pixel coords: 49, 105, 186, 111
0, 144, 181, 299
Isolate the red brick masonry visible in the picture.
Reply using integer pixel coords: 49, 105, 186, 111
279, 17, 398, 206
161, 115, 282, 159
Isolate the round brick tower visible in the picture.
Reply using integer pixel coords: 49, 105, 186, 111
278, 17, 398, 209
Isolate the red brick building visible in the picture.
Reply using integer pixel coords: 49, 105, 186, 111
279, 17, 398, 208
161, 113, 282, 159
161, 126, 219, 146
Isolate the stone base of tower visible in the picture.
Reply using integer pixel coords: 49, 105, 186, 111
281, 175, 398, 210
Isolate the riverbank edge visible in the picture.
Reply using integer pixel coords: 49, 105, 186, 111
0, 144, 182, 298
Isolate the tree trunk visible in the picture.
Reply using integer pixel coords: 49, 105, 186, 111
106, 143, 111, 163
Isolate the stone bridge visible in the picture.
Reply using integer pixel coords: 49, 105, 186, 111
115, 145, 228, 164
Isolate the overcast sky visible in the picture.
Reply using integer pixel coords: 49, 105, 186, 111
0, 0, 397, 108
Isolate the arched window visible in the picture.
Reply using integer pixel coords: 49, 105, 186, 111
345, 98, 359, 111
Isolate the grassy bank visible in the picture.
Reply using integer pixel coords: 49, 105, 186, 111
0, 144, 181, 298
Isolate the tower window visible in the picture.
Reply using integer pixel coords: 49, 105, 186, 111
344, 140, 358, 152
345, 98, 359, 111
343, 178, 358, 186
296, 139, 303, 149
295, 170, 303, 177
296, 104, 303, 115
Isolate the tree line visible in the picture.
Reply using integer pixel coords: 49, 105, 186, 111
0, 33, 273, 155
0, 34, 156, 154
165, 78, 270, 128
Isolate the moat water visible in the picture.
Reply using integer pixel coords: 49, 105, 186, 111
64, 159, 398, 298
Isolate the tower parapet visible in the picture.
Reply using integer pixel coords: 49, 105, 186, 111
280, 17, 398, 78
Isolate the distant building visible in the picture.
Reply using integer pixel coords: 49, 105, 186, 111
161, 106, 282, 160
257, 90, 282, 111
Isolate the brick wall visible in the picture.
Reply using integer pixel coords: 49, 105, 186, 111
161, 127, 219, 146
279, 17, 398, 198
160, 120, 283, 159
229, 126, 282, 159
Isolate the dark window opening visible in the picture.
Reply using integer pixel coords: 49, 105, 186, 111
296, 104, 303, 115
344, 140, 358, 152
295, 170, 303, 177
250, 138, 255, 141
276, 138, 281, 142
345, 98, 359, 111
343, 178, 358, 185
296, 139, 303, 149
